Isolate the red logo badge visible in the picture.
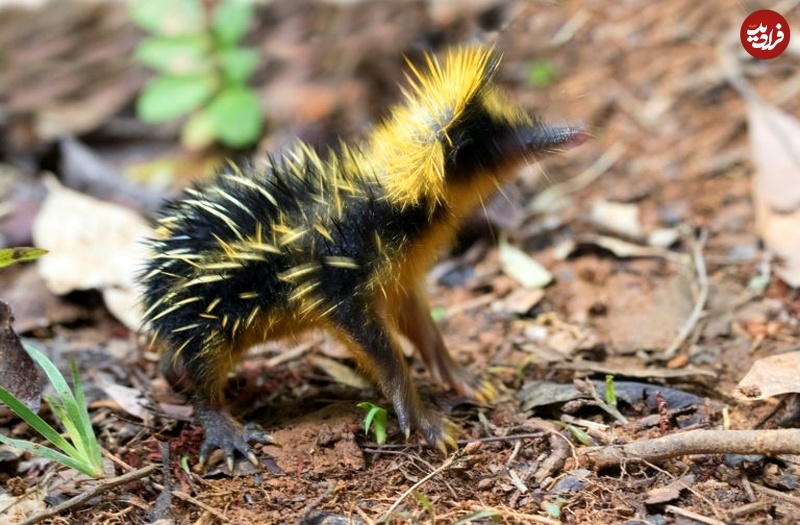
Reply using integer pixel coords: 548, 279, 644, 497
741, 10, 790, 59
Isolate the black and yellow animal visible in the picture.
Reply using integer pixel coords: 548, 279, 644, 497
140, 45, 587, 470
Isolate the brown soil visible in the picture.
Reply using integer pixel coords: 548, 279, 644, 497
0, 1, 799, 524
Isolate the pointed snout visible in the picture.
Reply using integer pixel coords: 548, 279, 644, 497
520, 122, 590, 155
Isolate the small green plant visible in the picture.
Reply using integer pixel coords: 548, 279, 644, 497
0, 247, 47, 268
527, 60, 557, 88
0, 344, 104, 477
357, 401, 388, 445
604, 374, 618, 409
130, 0, 262, 149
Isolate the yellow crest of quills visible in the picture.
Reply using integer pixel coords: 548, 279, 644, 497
139, 45, 587, 470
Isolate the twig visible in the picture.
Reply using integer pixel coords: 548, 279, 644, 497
665, 504, 727, 525
172, 489, 239, 524
578, 378, 628, 425
361, 431, 545, 451
750, 482, 800, 507
381, 451, 461, 522
727, 501, 771, 519
661, 229, 709, 360
578, 429, 800, 470
17, 464, 158, 525
298, 481, 335, 525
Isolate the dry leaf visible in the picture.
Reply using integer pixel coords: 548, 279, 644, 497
734, 351, 800, 401
31, 178, 150, 330
745, 91, 800, 287
501, 287, 545, 314
589, 200, 644, 240
310, 356, 371, 390
0, 301, 43, 412
95, 374, 148, 420
554, 235, 683, 262
645, 475, 695, 505
499, 237, 553, 289
0, 489, 47, 525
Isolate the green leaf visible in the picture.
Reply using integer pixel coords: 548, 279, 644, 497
0, 247, 47, 268
357, 402, 387, 444
0, 434, 96, 477
413, 491, 434, 515
137, 75, 216, 123
605, 374, 617, 409
454, 509, 500, 524
357, 402, 376, 435
135, 36, 212, 75
130, 0, 205, 37
565, 423, 593, 446
205, 87, 262, 148
429, 307, 446, 323
213, 0, 254, 44
528, 60, 557, 88
543, 500, 563, 519
0, 345, 103, 477
0, 385, 80, 459
71, 361, 103, 472
219, 48, 258, 84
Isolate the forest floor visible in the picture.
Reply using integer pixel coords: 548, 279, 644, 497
1, 1, 800, 524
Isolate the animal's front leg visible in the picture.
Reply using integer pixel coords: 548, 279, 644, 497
332, 303, 457, 452
397, 286, 496, 403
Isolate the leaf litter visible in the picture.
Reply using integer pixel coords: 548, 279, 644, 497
0, 0, 799, 523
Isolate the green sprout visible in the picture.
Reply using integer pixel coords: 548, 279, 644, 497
604, 374, 618, 409
0, 345, 104, 477
0, 247, 47, 268
357, 401, 388, 445
130, 0, 262, 149
527, 60, 557, 88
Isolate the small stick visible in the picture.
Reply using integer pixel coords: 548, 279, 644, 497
661, 229, 709, 360
751, 482, 800, 507
17, 464, 158, 525
579, 429, 800, 470
381, 451, 460, 522
171, 489, 239, 524
665, 504, 727, 525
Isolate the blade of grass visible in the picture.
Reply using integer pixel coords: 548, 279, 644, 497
46, 396, 88, 460
70, 362, 102, 470
0, 385, 81, 458
25, 345, 80, 410
0, 434, 97, 476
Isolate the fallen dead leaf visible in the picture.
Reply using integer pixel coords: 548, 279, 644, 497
645, 474, 695, 505
604, 272, 694, 355
0, 489, 47, 525
500, 287, 545, 315
589, 199, 645, 240
499, 237, 553, 289
744, 86, 800, 287
733, 351, 800, 401
31, 178, 150, 330
0, 301, 42, 412
309, 355, 371, 390
94, 373, 148, 420
554, 235, 683, 262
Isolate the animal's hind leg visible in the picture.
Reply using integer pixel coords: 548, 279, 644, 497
332, 303, 457, 452
397, 286, 496, 403
163, 337, 273, 470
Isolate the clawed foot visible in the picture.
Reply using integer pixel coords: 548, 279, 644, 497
196, 408, 276, 472
393, 399, 458, 454
443, 364, 497, 405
